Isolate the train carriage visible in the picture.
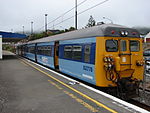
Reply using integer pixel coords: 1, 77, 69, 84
17, 24, 144, 99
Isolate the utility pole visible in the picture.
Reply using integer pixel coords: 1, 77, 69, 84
45, 14, 48, 32
31, 21, 33, 35
75, 0, 77, 30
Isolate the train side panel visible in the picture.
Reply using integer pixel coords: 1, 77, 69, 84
37, 42, 55, 69
25, 44, 36, 61
59, 37, 96, 85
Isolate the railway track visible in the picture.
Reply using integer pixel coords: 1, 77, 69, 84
126, 87, 150, 111
127, 99, 150, 112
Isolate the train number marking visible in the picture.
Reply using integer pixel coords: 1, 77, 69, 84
83, 66, 93, 72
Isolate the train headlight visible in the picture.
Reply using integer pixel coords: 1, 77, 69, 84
104, 63, 114, 70
103, 56, 114, 62
104, 57, 108, 62
125, 31, 128, 36
108, 58, 111, 62
121, 31, 125, 36
120, 31, 128, 36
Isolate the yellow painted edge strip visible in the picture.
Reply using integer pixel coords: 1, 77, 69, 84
63, 90, 99, 112
20, 61, 28, 66
20, 59, 117, 113
48, 79, 98, 112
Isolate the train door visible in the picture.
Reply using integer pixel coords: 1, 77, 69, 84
119, 39, 134, 77
54, 41, 59, 70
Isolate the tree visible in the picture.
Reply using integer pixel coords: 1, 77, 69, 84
86, 15, 96, 28
68, 27, 76, 31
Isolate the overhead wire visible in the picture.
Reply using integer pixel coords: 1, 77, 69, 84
48, 0, 109, 29
36, 0, 88, 31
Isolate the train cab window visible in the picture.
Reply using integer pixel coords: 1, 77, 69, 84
130, 40, 140, 52
120, 40, 127, 51
106, 40, 118, 52
72, 46, 82, 61
84, 45, 91, 63
64, 46, 72, 59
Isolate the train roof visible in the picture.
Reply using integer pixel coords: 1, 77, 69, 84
28, 23, 140, 44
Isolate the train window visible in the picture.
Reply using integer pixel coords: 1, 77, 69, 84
28, 46, 34, 53
130, 40, 140, 52
41, 46, 45, 55
25, 46, 28, 52
37, 46, 42, 55
106, 40, 118, 52
120, 40, 127, 51
44, 46, 47, 55
64, 46, 72, 59
45, 46, 52, 56
84, 45, 91, 63
72, 45, 82, 60
47, 46, 52, 56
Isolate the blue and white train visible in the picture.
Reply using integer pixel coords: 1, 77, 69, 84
17, 24, 144, 99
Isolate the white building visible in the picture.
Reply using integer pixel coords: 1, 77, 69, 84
145, 32, 150, 43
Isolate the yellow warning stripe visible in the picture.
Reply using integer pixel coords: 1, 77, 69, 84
20, 58, 117, 113
48, 79, 98, 112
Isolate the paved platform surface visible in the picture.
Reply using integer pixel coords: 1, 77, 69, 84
0, 51, 149, 113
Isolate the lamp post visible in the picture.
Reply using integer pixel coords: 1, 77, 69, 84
45, 14, 48, 32
22, 26, 24, 34
103, 17, 113, 24
11, 29, 13, 33
31, 21, 33, 35
75, 0, 77, 30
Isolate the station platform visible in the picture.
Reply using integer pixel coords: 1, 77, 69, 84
0, 51, 149, 113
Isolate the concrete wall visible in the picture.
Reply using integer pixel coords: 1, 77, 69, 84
0, 35, 2, 59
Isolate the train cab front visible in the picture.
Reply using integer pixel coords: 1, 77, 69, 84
96, 27, 144, 100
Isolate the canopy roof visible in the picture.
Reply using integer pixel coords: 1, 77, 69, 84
0, 31, 27, 42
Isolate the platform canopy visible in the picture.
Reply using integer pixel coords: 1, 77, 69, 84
0, 31, 27, 42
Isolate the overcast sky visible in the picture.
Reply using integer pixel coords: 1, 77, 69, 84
0, 0, 150, 33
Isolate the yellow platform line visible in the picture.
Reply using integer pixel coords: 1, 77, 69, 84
20, 61, 28, 66
20, 58, 117, 113
48, 79, 98, 112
